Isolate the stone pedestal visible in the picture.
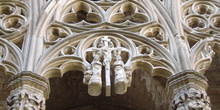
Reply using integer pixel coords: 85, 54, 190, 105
7, 71, 50, 110
167, 70, 211, 110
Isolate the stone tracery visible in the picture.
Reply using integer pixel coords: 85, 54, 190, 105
0, 0, 219, 109
181, 0, 220, 40
0, 1, 29, 44
60, 1, 104, 25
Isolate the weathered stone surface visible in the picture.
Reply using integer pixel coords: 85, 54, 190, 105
46, 70, 168, 110
205, 52, 220, 110
0, 0, 219, 110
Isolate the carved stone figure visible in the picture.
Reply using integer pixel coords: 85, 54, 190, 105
88, 52, 102, 96
172, 88, 211, 110
83, 65, 92, 84
7, 90, 45, 110
125, 66, 132, 87
114, 51, 127, 94
102, 37, 114, 70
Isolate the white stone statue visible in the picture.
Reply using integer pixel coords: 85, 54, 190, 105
88, 51, 102, 96
83, 65, 92, 84
114, 50, 127, 94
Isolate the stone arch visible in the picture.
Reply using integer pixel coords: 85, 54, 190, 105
35, 30, 179, 98
36, 30, 179, 75
0, 38, 22, 76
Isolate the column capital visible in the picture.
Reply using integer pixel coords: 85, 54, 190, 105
167, 70, 208, 96
7, 71, 50, 110
167, 70, 211, 110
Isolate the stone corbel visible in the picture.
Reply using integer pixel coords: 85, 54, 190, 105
7, 71, 50, 110
167, 70, 211, 110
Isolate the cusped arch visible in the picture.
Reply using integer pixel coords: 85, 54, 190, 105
55, 0, 105, 24
36, 30, 179, 79
40, 57, 85, 79
106, 0, 155, 24
76, 32, 137, 66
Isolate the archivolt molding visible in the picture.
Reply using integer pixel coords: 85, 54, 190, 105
0, 1, 30, 44
38, 30, 179, 73
35, 1, 180, 96
36, 30, 179, 96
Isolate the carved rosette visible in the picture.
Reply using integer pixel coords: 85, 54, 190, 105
167, 70, 211, 110
7, 71, 50, 110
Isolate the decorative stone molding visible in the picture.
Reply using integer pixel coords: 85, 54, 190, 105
58, 0, 105, 25
172, 88, 211, 110
0, 1, 30, 44
7, 89, 46, 110
108, 2, 149, 24
190, 38, 215, 74
180, 0, 220, 43
167, 70, 211, 110
7, 71, 50, 110
0, 38, 22, 76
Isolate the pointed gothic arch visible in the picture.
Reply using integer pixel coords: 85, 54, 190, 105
1, 0, 219, 109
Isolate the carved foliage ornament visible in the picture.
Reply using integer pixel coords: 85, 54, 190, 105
172, 88, 211, 110
7, 90, 45, 110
